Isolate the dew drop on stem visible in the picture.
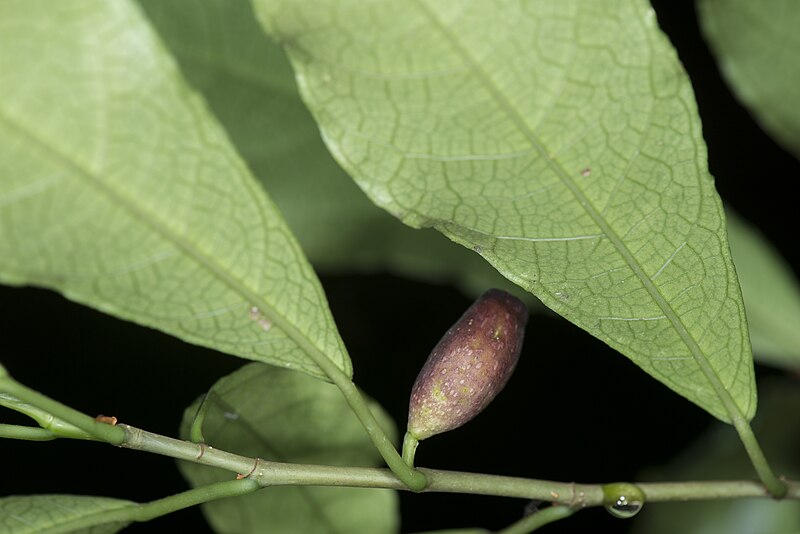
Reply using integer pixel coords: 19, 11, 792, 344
602, 482, 645, 519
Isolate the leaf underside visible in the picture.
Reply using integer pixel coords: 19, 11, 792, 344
0, 0, 350, 380
254, 0, 755, 421
0, 494, 132, 534
140, 0, 799, 364
137, 0, 533, 305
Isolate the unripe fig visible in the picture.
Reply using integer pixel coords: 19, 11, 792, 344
407, 289, 528, 440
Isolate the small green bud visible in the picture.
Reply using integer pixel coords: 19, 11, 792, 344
407, 289, 528, 440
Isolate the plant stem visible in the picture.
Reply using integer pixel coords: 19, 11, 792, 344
1, 393, 98, 440
0, 369, 425, 490
336, 376, 428, 490
402, 431, 419, 468
3, 373, 796, 515
39, 479, 260, 533
697, 368, 786, 497
729, 416, 787, 498
117, 424, 800, 503
122, 424, 259, 475
496, 505, 576, 534
658, 312, 788, 497
309, 356, 428, 491
0, 377, 125, 444
244, 285, 427, 490
130, 479, 260, 521
0, 423, 56, 441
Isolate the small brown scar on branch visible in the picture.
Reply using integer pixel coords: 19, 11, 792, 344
237, 457, 262, 480
196, 442, 207, 459
95, 415, 118, 425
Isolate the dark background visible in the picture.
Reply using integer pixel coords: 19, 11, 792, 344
1, 1, 797, 532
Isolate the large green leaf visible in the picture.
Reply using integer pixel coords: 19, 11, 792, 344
699, 0, 800, 158
0, 495, 131, 534
179, 363, 399, 534
136, 0, 530, 304
254, 0, 754, 421
727, 211, 800, 371
0, 0, 349, 379
139, 0, 800, 349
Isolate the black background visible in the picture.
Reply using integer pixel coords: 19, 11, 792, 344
1, 1, 797, 532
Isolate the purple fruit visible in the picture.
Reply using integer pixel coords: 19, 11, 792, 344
407, 289, 528, 440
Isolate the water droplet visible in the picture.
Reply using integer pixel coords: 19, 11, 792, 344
602, 482, 644, 519
605, 496, 642, 518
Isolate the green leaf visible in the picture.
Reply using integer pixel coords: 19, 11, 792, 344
178, 363, 399, 534
254, 1, 754, 421
0, 494, 132, 534
699, 0, 800, 158
727, 210, 800, 370
136, 0, 533, 305
0, 0, 349, 380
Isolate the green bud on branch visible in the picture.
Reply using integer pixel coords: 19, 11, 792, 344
407, 289, 528, 440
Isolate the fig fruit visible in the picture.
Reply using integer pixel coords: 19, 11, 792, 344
407, 289, 528, 440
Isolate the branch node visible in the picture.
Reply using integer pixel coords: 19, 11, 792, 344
237, 457, 261, 480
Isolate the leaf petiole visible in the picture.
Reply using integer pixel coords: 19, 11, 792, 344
0, 376, 125, 444
0, 423, 56, 441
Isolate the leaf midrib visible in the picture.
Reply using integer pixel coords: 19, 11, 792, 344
0, 104, 341, 379
413, 0, 745, 417
31, 505, 131, 534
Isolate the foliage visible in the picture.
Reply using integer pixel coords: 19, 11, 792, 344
1, 0, 799, 532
